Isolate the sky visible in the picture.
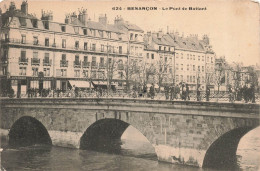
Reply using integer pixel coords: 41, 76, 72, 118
0, 0, 259, 66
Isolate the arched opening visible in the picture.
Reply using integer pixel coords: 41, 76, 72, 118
8, 116, 52, 148
80, 119, 157, 159
202, 126, 255, 170
236, 126, 260, 170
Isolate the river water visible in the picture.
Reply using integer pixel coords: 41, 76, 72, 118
1, 127, 259, 171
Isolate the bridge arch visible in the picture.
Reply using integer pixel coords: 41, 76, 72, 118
8, 116, 52, 148
79, 118, 157, 157
202, 126, 256, 170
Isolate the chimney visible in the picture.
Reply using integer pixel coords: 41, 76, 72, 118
41, 10, 53, 21
157, 30, 163, 39
99, 14, 107, 25
65, 14, 70, 24
114, 15, 124, 25
82, 9, 88, 25
21, 1, 28, 15
9, 1, 16, 12
203, 34, 209, 44
78, 11, 83, 23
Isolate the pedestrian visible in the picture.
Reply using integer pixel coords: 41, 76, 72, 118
186, 84, 190, 100
150, 83, 155, 99
170, 85, 175, 100
206, 86, 210, 101
197, 86, 201, 101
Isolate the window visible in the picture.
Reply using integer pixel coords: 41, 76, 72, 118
84, 56, 88, 62
100, 57, 104, 66
159, 46, 162, 51
62, 54, 66, 61
181, 53, 183, 59
187, 64, 189, 71
98, 71, 105, 79
176, 53, 178, 58
43, 21, 49, 29
75, 41, 79, 49
187, 54, 189, 60
198, 66, 200, 72
33, 36, 38, 45
44, 53, 49, 61
33, 52, 38, 59
168, 47, 171, 51
43, 68, 50, 76
83, 70, 88, 77
74, 70, 80, 77
202, 56, 204, 61
119, 46, 122, 54
32, 67, 38, 76
92, 44, 96, 51
21, 34, 26, 44
176, 75, 179, 82
107, 31, 111, 38
21, 50, 26, 60
164, 47, 166, 51
165, 57, 167, 62
193, 65, 195, 71
207, 57, 209, 62
75, 55, 79, 63
19, 67, 26, 75
62, 39, 66, 48
151, 54, 154, 59
61, 69, 67, 76
193, 76, 195, 83
181, 64, 183, 70
92, 56, 96, 66
99, 30, 103, 38
101, 45, 104, 52
176, 64, 179, 70
91, 71, 97, 78
198, 56, 200, 61
202, 66, 204, 72
61, 25, 66, 32
130, 33, 133, 40
211, 57, 213, 63
147, 53, 149, 59
193, 55, 195, 60
45, 38, 49, 47
84, 42, 88, 50
83, 29, 87, 35
32, 19, 37, 28
135, 34, 138, 41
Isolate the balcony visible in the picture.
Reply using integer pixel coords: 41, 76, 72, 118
117, 64, 124, 70
74, 61, 81, 68
31, 58, 40, 66
43, 59, 52, 66
19, 57, 28, 65
82, 61, 90, 68
60, 60, 68, 67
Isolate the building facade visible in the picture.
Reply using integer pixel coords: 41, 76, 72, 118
0, 2, 135, 97
144, 31, 215, 91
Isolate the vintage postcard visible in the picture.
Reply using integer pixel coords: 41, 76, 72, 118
0, 0, 259, 170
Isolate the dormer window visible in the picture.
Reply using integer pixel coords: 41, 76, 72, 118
99, 30, 104, 38
61, 25, 66, 32
43, 21, 49, 30
19, 18, 27, 26
74, 27, 79, 34
32, 19, 38, 28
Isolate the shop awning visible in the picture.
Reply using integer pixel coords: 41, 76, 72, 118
69, 80, 91, 88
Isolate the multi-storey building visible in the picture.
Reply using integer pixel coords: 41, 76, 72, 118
144, 31, 215, 91
144, 31, 175, 87
0, 2, 137, 97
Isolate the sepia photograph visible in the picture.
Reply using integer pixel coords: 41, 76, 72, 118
0, 0, 259, 170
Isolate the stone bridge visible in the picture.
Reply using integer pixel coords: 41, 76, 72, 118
0, 98, 259, 168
